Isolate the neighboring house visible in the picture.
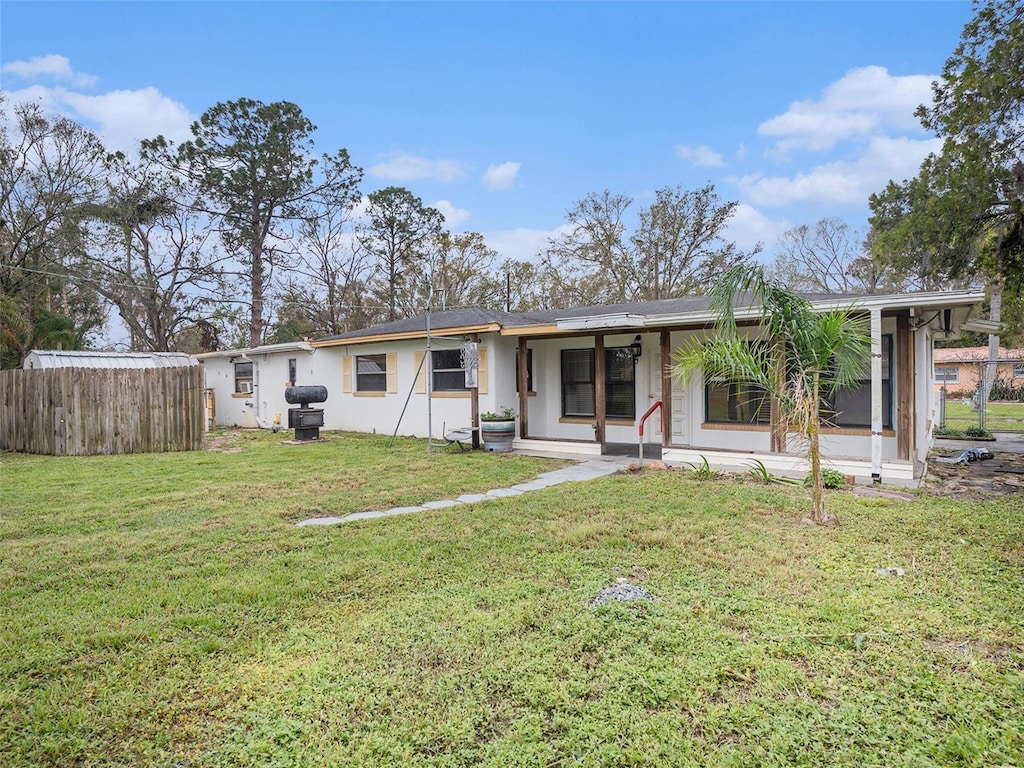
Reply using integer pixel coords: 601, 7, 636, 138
203, 290, 985, 484
933, 347, 1024, 395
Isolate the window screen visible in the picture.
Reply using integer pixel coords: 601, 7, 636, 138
356, 354, 387, 392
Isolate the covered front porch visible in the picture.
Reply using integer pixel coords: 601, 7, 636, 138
501, 293, 983, 484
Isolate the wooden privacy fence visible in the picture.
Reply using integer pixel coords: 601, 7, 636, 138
0, 365, 205, 455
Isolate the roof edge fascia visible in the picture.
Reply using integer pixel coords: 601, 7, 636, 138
643, 290, 987, 329
312, 323, 502, 348
195, 341, 315, 359
555, 313, 648, 330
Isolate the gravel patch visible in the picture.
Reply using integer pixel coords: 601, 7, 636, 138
590, 579, 655, 606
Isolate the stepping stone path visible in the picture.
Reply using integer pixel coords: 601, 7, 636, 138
296, 460, 625, 527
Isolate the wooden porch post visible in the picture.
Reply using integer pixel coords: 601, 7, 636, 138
517, 337, 529, 439
896, 313, 915, 461
595, 333, 606, 449
660, 329, 672, 445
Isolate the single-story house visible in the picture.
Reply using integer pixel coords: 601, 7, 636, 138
933, 347, 1024, 395
202, 290, 985, 484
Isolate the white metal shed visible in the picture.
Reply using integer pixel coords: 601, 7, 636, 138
22, 350, 198, 369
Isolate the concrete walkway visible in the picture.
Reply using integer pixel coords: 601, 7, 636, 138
296, 458, 630, 527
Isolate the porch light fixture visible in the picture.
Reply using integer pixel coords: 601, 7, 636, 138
630, 335, 643, 362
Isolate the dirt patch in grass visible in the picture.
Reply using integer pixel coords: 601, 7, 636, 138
926, 448, 1024, 497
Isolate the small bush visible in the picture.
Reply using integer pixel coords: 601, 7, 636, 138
989, 378, 1024, 402
686, 455, 717, 479
964, 425, 994, 438
746, 459, 772, 483
804, 467, 848, 489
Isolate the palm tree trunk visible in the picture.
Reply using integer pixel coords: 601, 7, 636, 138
809, 371, 826, 524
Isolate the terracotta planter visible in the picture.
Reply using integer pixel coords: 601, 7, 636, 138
480, 419, 515, 452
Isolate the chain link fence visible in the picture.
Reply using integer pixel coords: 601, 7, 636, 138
936, 356, 1024, 433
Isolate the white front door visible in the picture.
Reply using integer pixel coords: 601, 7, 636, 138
650, 349, 688, 446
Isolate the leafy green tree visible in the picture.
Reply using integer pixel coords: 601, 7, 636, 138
869, 0, 1024, 358
0, 98, 107, 367
142, 98, 362, 347
671, 264, 870, 525
360, 186, 444, 321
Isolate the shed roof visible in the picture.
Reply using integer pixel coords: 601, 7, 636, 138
23, 350, 198, 370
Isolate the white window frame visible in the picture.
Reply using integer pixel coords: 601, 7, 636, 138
234, 361, 254, 393
934, 366, 960, 385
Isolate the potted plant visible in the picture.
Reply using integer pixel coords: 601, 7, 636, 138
479, 406, 517, 452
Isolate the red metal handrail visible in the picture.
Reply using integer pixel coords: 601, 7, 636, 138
638, 400, 662, 464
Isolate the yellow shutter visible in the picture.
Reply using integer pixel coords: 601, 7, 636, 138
477, 346, 488, 394
386, 353, 398, 393
414, 351, 426, 394
342, 355, 352, 393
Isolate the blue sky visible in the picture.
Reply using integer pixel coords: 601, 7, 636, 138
1, 1, 974, 263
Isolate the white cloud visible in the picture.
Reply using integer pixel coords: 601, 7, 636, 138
675, 144, 724, 168
4, 84, 193, 152
724, 204, 792, 253
482, 161, 521, 190
758, 66, 935, 152
483, 224, 574, 263
735, 135, 942, 207
64, 87, 193, 148
368, 152, 467, 182
1, 54, 98, 87
432, 200, 471, 228
350, 195, 371, 219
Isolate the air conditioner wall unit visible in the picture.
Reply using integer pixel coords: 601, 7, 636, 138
238, 381, 253, 393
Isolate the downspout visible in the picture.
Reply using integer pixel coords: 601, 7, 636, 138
253, 358, 268, 429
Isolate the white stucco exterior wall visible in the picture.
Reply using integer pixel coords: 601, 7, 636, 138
201, 345, 317, 429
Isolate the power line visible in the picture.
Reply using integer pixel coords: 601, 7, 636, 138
3, 263, 477, 314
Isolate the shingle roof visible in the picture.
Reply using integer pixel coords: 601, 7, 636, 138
315, 299, 725, 342
316, 290, 971, 343
317, 307, 525, 342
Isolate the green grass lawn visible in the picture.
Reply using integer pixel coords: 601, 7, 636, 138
1, 430, 1022, 767
944, 400, 1024, 433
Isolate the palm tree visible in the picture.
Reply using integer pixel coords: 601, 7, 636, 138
671, 264, 870, 524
